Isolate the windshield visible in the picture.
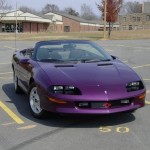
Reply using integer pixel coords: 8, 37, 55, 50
35, 41, 113, 63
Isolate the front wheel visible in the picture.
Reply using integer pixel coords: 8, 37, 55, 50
28, 83, 45, 119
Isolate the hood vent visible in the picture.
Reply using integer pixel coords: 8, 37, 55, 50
97, 63, 113, 66
55, 64, 74, 68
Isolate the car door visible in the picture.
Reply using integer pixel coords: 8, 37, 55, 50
14, 50, 32, 93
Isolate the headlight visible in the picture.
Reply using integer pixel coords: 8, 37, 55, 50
126, 81, 144, 92
49, 85, 81, 95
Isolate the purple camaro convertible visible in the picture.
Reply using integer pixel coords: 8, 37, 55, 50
12, 40, 146, 118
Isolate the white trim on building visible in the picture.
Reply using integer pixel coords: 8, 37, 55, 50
45, 12, 63, 21
1, 10, 52, 23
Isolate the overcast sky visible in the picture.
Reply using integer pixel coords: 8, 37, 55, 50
9, 0, 145, 14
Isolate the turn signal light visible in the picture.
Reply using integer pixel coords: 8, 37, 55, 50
48, 97, 67, 104
138, 93, 146, 100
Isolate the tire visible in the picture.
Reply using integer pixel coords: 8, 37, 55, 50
126, 110, 136, 114
28, 83, 45, 119
123, 110, 136, 114
13, 71, 22, 94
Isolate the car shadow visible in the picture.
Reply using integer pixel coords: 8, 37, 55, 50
2, 83, 136, 128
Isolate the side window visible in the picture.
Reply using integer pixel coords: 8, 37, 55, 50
20, 49, 33, 58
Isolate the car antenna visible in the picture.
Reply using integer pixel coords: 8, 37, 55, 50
15, 2, 18, 51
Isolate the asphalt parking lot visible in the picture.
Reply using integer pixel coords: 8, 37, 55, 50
0, 39, 150, 150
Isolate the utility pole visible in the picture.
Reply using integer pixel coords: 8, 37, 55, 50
104, 0, 107, 39
15, 2, 18, 34
15, 2, 18, 51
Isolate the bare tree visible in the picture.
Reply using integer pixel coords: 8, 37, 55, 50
97, 0, 123, 37
0, 0, 11, 11
63, 7, 79, 16
0, 0, 12, 20
19, 6, 38, 14
0, 0, 12, 11
121, 1, 142, 14
81, 3, 97, 20
41, 4, 59, 14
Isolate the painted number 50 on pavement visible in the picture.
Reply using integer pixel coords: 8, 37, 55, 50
99, 126, 130, 133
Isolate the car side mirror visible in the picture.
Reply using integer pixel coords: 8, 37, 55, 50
111, 55, 119, 60
20, 58, 30, 64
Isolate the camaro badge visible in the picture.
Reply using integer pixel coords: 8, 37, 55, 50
104, 91, 107, 94
103, 103, 112, 108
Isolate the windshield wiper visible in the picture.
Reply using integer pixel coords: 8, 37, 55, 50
81, 59, 101, 63
101, 59, 111, 62
81, 59, 111, 63
40, 59, 64, 62
68, 59, 111, 63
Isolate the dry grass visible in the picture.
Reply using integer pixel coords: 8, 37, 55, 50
0, 30, 150, 41
110, 29, 150, 40
0, 32, 103, 41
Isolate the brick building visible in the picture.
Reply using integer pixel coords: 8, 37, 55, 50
0, 10, 119, 33
0, 10, 51, 33
119, 2, 150, 30
44, 12, 101, 32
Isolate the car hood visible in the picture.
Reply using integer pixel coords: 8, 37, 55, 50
38, 61, 142, 100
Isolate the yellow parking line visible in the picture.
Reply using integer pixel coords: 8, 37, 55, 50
147, 90, 150, 94
116, 45, 150, 50
107, 50, 113, 52
17, 125, 37, 130
4, 46, 17, 50
0, 77, 13, 80
0, 101, 24, 124
0, 72, 13, 75
133, 64, 150, 69
2, 122, 15, 126
0, 62, 11, 65
123, 60, 128, 63
133, 47, 150, 50
143, 79, 150, 81
145, 101, 150, 105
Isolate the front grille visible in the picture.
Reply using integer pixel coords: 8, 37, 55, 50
76, 99, 133, 109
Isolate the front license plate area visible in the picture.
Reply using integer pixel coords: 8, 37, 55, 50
91, 102, 104, 108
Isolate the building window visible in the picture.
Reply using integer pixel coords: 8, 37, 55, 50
123, 17, 126, 22
137, 17, 141, 22
134, 25, 138, 30
133, 17, 136, 22
64, 26, 70, 32
147, 15, 150, 21
3, 23, 23, 32
129, 25, 132, 30
122, 25, 126, 30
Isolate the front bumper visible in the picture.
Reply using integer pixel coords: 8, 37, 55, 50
54, 104, 142, 114
41, 94, 145, 115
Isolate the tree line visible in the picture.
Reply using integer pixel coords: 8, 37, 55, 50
19, 3, 99, 21
0, 0, 145, 21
